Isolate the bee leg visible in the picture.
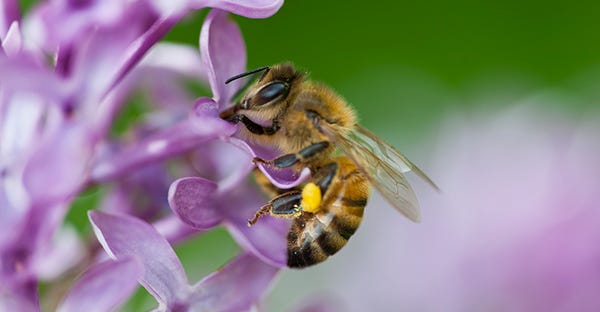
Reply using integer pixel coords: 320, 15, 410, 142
248, 190, 302, 226
314, 162, 338, 195
247, 203, 272, 226
253, 141, 330, 168
222, 114, 280, 135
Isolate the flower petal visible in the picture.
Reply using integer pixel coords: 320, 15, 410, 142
34, 226, 83, 280
200, 9, 246, 107
0, 54, 65, 103
67, 10, 146, 111
139, 42, 207, 82
0, 282, 38, 312
0, 92, 46, 217
188, 140, 255, 193
220, 184, 289, 267
24, 0, 127, 51
153, 214, 202, 245
0, 0, 20, 38
227, 138, 311, 189
168, 177, 222, 230
190, 252, 279, 311
1, 21, 21, 56
89, 211, 189, 306
189, 0, 284, 18
91, 98, 235, 182
23, 123, 93, 205
226, 217, 289, 268
57, 258, 142, 312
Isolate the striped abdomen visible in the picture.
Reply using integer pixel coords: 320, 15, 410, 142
287, 157, 370, 268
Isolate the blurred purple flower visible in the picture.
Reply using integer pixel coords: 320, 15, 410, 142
86, 8, 308, 266
90, 8, 308, 186
57, 258, 143, 312
1, 0, 285, 308
271, 106, 600, 311
89, 210, 278, 311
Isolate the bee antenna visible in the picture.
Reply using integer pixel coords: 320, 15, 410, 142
225, 66, 270, 84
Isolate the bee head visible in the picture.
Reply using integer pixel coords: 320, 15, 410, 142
221, 63, 304, 120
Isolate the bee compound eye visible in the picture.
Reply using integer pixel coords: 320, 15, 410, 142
254, 82, 288, 106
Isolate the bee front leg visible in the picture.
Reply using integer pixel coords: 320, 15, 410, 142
253, 141, 330, 168
223, 113, 280, 135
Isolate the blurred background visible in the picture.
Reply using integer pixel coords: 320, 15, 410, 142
55, 0, 600, 310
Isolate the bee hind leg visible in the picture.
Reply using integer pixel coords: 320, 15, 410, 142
248, 190, 303, 226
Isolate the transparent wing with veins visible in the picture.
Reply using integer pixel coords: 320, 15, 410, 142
320, 123, 438, 222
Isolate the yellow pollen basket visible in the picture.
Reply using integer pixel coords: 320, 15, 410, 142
301, 182, 322, 213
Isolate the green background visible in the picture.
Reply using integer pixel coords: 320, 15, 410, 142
168, 0, 600, 143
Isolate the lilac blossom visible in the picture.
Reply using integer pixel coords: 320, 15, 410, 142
1, 0, 285, 309
269, 105, 600, 311
57, 258, 143, 312
90, 8, 309, 266
89, 210, 279, 311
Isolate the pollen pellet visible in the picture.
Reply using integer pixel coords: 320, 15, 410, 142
301, 183, 322, 213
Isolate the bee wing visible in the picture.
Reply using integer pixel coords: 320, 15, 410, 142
320, 123, 438, 222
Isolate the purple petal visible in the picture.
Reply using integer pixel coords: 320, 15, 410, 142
34, 226, 83, 280
91, 98, 236, 182
220, 184, 289, 267
190, 252, 279, 311
139, 42, 207, 82
147, 0, 189, 17
226, 217, 289, 268
67, 12, 147, 111
0, 55, 65, 103
23, 123, 92, 205
188, 140, 255, 193
1, 200, 69, 286
25, 0, 128, 51
149, 0, 283, 19
228, 137, 311, 189
168, 177, 222, 229
189, 0, 284, 18
57, 258, 142, 312
105, 13, 181, 98
92, 42, 201, 136
0, 0, 20, 37
1, 90, 45, 173
1, 21, 21, 56
0, 281, 38, 312
153, 214, 203, 245
260, 165, 312, 190
89, 211, 189, 306
200, 9, 246, 107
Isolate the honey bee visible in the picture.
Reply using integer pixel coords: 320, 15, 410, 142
220, 63, 438, 268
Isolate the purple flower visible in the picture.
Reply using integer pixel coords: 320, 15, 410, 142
89, 9, 307, 185
269, 106, 600, 311
1, 0, 285, 308
87, 8, 309, 266
57, 258, 143, 312
89, 210, 278, 311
